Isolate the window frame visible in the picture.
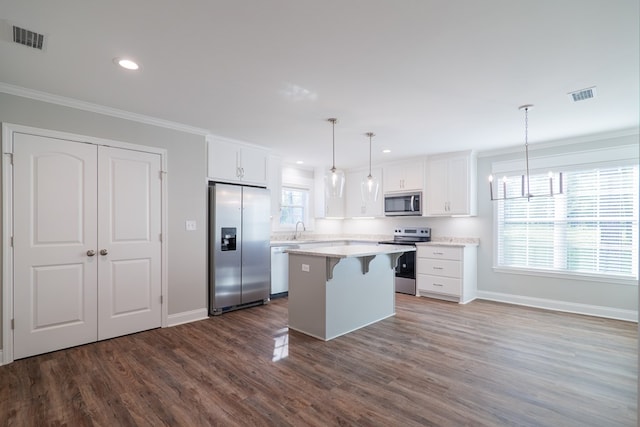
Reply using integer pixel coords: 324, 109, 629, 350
491, 144, 639, 285
279, 185, 310, 230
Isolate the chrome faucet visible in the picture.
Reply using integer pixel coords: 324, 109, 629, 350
294, 221, 306, 240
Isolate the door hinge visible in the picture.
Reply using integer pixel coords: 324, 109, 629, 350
10, 236, 13, 247
159, 233, 162, 242
160, 295, 163, 304
6, 153, 13, 165
159, 170, 167, 179
11, 319, 14, 330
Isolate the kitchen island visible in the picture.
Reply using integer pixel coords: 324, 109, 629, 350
285, 244, 414, 341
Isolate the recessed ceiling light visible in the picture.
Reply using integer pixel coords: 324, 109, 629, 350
296, 160, 304, 165
382, 149, 391, 153
114, 57, 139, 70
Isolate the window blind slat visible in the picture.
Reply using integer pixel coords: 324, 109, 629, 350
496, 165, 638, 279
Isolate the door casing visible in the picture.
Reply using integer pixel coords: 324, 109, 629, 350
1, 123, 169, 365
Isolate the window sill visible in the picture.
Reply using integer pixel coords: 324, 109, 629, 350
492, 266, 638, 286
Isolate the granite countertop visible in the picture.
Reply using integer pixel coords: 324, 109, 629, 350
416, 237, 479, 247
285, 244, 415, 258
270, 236, 387, 246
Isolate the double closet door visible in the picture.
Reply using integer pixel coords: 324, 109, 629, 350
12, 132, 162, 359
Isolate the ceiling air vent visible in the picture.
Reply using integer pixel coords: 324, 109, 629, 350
568, 86, 597, 102
12, 25, 45, 50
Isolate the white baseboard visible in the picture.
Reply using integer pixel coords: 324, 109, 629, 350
167, 308, 209, 327
477, 291, 638, 322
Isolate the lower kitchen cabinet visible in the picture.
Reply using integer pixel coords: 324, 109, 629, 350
416, 244, 477, 304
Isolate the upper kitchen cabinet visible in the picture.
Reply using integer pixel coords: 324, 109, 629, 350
345, 168, 384, 218
207, 136, 268, 186
314, 167, 345, 218
266, 155, 282, 220
425, 150, 477, 216
383, 159, 425, 193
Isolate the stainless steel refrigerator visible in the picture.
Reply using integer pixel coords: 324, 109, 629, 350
209, 183, 271, 315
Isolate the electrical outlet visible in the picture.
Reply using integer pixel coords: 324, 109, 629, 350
185, 220, 197, 231
301, 264, 310, 272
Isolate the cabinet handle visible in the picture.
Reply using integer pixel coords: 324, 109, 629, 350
433, 252, 444, 255
87, 250, 96, 257
433, 266, 443, 270
100, 249, 108, 256
433, 283, 443, 287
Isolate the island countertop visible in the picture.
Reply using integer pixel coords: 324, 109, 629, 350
285, 244, 415, 258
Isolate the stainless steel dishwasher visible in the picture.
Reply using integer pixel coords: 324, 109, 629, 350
270, 245, 298, 297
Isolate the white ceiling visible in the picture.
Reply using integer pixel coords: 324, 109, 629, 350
0, 0, 638, 169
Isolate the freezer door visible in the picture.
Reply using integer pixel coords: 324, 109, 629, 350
241, 186, 271, 304
210, 183, 243, 310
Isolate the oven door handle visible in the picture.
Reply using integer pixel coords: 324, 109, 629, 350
410, 195, 415, 211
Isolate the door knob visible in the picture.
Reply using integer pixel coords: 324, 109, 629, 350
99, 249, 108, 256
87, 250, 96, 257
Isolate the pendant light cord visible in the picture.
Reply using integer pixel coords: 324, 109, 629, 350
367, 132, 374, 179
328, 118, 337, 173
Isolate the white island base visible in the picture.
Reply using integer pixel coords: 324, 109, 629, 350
286, 245, 412, 341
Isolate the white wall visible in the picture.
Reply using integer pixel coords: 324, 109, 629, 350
0, 92, 208, 346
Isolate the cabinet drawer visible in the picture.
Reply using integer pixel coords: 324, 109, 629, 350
417, 274, 461, 296
417, 258, 461, 278
417, 245, 461, 260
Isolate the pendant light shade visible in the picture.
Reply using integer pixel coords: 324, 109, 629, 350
361, 132, 379, 203
325, 118, 345, 198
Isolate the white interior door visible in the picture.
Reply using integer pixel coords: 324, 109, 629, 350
97, 146, 162, 340
13, 133, 98, 359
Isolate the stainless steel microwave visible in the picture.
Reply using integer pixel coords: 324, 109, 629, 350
384, 192, 422, 216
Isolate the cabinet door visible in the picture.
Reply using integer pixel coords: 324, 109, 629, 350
13, 133, 99, 359
426, 158, 449, 215
208, 138, 240, 182
345, 170, 366, 217
240, 145, 268, 185
446, 155, 470, 215
363, 167, 383, 216
267, 155, 282, 220
314, 167, 345, 218
401, 161, 425, 191
383, 161, 424, 193
383, 163, 404, 192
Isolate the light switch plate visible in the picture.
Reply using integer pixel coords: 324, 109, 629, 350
301, 264, 310, 272
185, 220, 197, 231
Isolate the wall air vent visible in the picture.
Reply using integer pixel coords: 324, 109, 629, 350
568, 87, 597, 102
13, 25, 45, 50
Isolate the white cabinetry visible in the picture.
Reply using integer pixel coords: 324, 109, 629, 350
383, 160, 425, 193
267, 155, 282, 221
426, 150, 477, 216
416, 244, 477, 304
345, 168, 383, 218
314, 167, 345, 218
207, 136, 268, 186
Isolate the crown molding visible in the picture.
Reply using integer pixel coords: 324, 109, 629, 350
0, 81, 210, 136
477, 127, 639, 158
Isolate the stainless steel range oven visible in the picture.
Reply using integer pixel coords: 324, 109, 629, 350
378, 227, 431, 295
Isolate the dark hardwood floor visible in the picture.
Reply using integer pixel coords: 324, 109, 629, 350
1, 295, 637, 426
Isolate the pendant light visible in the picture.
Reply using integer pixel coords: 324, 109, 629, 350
489, 105, 564, 201
361, 132, 380, 203
324, 118, 345, 198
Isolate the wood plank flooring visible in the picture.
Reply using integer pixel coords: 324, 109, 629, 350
0, 295, 636, 426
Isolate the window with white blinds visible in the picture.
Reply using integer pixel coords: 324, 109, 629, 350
496, 164, 639, 279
